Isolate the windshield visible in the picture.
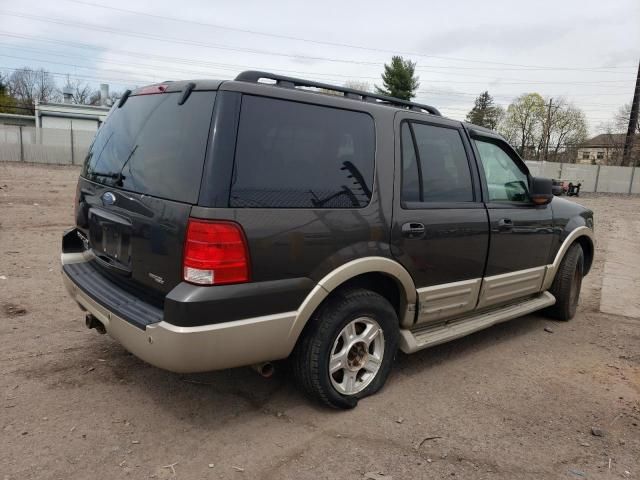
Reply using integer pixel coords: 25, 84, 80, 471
82, 91, 216, 204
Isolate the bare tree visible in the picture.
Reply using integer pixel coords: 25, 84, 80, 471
344, 80, 371, 92
108, 90, 123, 105
8, 67, 59, 113
61, 78, 98, 105
614, 103, 639, 135
538, 98, 588, 161
500, 94, 587, 161
548, 104, 588, 162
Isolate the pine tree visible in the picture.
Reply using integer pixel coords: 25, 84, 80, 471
466, 91, 504, 129
375, 56, 420, 100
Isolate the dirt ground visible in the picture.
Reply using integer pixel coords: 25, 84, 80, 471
1, 162, 639, 480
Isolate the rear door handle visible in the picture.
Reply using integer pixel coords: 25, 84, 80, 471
497, 218, 514, 231
401, 222, 426, 239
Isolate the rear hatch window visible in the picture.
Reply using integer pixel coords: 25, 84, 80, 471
82, 91, 216, 203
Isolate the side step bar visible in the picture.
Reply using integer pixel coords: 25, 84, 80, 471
399, 292, 556, 354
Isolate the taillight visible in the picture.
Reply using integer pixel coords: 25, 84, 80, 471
183, 219, 250, 286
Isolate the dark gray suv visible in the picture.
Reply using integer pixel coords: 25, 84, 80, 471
61, 71, 594, 409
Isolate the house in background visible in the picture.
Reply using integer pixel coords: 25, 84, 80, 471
577, 133, 640, 165
35, 102, 110, 132
0, 83, 113, 132
0, 84, 113, 164
35, 84, 112, 134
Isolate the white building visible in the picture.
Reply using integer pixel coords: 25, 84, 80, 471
576, 133, 640, 165
35, 101, 111, 133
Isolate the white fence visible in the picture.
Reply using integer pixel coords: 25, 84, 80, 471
0, 125, 95, 166
525, 161, 639, 194
0, 125, 638, 194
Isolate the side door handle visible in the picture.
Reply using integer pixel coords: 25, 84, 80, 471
401, 222, 426, 239
497, 218, 514, 231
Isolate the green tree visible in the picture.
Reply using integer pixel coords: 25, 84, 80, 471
0, 73, 18, 114
499, 93, 546, 157
375, 56, 419, 100
466, 91, 504, 129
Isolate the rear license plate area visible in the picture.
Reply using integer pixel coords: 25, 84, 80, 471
88, 209, 132, 268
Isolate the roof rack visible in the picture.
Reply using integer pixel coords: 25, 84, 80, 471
234, 70, 441, 116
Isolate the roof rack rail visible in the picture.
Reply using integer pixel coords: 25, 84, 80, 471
234, 70, 441, 116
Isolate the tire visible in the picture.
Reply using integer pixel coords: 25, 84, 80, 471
291, 288, 399, 409
545, 243, 584, 321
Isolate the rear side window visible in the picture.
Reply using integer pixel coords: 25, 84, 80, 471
82, 92, 216, 204
401, 122, 473, 204
230, 96, 375, 208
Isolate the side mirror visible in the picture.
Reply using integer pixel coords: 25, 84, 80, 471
530, 177, 553, 205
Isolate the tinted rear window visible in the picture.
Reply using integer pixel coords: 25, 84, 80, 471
82, 91, 216, 203
230, 95, 375, 208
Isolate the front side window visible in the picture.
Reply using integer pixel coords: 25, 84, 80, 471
582, 151, 590, 160
230, 96, 375, 208
474, 139, 529, 202
401, 122, 474, 204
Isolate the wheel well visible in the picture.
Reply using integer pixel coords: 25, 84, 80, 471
324, 272, 404, 321
574, 235, 594, 275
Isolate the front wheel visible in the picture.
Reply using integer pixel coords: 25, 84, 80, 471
545, 243, 584, 321
291, 289, 399, 409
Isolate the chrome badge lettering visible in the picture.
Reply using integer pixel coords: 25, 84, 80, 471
148, 272, 165, 285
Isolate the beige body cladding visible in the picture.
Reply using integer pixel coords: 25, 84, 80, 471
61, 226, 593, 373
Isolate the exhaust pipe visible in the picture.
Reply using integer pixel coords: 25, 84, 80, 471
251, 362, 274, 378
85, 314, 106, 334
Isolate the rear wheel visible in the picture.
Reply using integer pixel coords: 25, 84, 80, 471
291, 289, 399, 409
545, 243, 584, 321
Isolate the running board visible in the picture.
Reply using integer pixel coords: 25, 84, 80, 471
399, 292, 556, 354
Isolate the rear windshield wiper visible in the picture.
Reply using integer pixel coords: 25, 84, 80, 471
88, 145, 138, 186
88, 171, 120, 179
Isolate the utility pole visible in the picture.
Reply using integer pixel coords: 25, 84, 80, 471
622, 60, 640, 167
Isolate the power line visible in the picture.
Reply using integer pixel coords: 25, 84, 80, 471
1, 34, 635, 93
0, 11, 385, 66
1, 9, 636, 86
4, 42, 633, 87
51, 0, 638, 73
0, 46, 634, 91
1, 30, 634, 82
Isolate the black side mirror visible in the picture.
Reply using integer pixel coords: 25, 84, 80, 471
529, 177, 553, 205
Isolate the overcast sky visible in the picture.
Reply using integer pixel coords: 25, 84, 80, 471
1, 0, 638, 133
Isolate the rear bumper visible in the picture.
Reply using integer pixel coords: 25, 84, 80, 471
61, 254, 297, 373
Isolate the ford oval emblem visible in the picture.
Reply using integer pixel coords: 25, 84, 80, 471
102, 192, 116, 205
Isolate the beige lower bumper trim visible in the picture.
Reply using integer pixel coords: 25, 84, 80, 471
62, 271, 297, 373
